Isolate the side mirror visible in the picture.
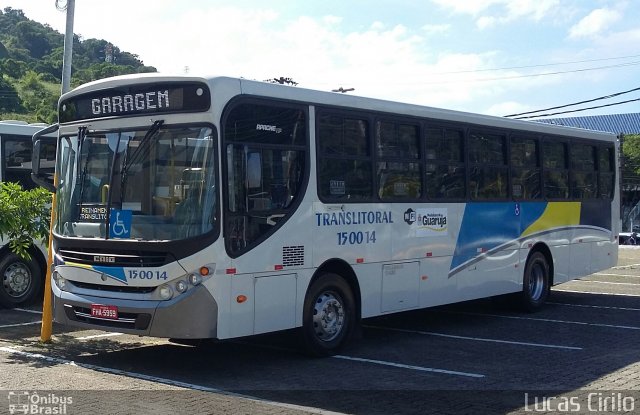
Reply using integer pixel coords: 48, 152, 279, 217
31, 124, 58, 193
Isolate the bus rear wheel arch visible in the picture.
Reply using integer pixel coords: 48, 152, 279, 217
301, 273, 356, 357
0, 251, 43, 308
520, 250, 551, 312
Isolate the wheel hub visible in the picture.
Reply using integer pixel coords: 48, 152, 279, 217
529, 263, 545, 301
3, 263, 31, 298
312, 292, 345, 342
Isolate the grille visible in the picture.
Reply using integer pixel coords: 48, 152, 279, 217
72, 280, 156, 294
283, 245, 304, 267
58, 248, 168, 267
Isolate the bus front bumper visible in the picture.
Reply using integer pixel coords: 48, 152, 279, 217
51, 282, 218, 339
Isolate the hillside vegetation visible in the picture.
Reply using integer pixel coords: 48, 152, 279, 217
0, 7, 157, 123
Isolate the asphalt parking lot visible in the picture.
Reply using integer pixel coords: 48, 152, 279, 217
1, 248, 640, 415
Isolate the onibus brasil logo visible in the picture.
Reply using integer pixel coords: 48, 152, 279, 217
8, 391, 73, 415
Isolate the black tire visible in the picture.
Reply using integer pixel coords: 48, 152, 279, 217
0, 252, 43, 308
520, 251, 550, 312
301, 273, 356, 357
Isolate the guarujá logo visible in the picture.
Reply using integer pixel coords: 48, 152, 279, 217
404, 208, 448, 237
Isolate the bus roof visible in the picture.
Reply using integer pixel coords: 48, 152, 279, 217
61, 73, 618, 143
0, 120, 54, 136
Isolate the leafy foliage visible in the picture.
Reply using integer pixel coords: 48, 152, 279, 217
0, 7, 157, 123
622, 134, 640, 175
0, 182, 51, 259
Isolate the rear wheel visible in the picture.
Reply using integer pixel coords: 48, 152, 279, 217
302, 273, 356, 357
0, 252, 42, 308
520, 252, 550, 312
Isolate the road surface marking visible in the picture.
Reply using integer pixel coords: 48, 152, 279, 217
439, 310, 640, 330
0, 346, 347, 415
552, 289, 640, 297
0, 321, 42, 329
548, 302, 640, 312
333, 355, 485, 378
76, 333, 124, 340
364, 325, 582, 350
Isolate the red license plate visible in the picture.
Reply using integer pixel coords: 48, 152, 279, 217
90, 304, 118, 320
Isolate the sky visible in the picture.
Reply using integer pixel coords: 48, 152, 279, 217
1, 0, 639, 119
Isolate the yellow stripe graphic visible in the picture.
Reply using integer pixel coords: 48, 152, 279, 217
522, 202, 581, 237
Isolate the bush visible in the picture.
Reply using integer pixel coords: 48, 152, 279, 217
0, 182, 51, 259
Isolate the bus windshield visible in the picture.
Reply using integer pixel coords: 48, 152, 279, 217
54, 124, 217, 241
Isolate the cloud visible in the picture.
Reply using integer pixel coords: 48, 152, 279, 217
421, 24, 450, 35
429, 0, 561, 29
63, 3, 571, 113
484, 101, 531, 117
13, 0, 632, 117
568, 8, 622, 39
428, 0, 501, 16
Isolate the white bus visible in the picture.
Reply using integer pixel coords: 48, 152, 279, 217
32, 75, 619, 355
0, 120, 56, 307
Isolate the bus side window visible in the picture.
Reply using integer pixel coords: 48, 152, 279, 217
376, 121, 421, 200
3, 139, 35, 190
317, 114, 371, 201
543, 140, 569, 199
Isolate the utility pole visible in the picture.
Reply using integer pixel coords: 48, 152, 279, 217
58, 0, 75, 94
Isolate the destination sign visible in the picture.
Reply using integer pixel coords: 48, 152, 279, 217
79, 205, 107, 222
59, 82, 211, 122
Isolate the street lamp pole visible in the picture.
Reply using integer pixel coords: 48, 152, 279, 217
60, 0, 75, 94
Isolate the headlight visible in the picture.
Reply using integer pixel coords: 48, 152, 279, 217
175, 280, 188, 293
53, 272, 66, 290
188, 273, 202, 286
158, 285, 173, 300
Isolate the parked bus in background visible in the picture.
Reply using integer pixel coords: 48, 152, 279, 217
0, 120, 56, 307
32, 75, 620, 355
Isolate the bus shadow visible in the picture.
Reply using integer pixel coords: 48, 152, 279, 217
3, 291, 639, 414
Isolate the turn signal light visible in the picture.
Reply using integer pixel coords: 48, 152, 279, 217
236, 295, 247, 303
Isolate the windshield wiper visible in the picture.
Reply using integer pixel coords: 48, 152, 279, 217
106, 120, 164, 238
121, 120, 164, 178
120, 119, 164, 200
75, 127, 89, 205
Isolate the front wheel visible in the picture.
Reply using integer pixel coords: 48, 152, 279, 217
301, 274, 356, 357
0, 253, 42, 308
520, 252, 550, 312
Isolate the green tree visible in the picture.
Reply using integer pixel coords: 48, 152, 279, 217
622, 134, 640, 175
0, 7, 157, 120
0, 41, 8, 58
0, 58, 27, 78
17, 70, 57, 123
621, 134, 640, 212
0, 182, 51, 260
14, 20, 53, 59
0, 76, 21, 112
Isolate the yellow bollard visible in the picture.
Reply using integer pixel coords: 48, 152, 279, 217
40, 186, 57, 342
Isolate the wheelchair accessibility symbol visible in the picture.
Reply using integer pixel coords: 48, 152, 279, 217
110, 209, 132, 238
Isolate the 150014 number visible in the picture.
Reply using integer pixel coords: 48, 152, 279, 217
337, 231, 376, 245
127, 270, 168, 280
